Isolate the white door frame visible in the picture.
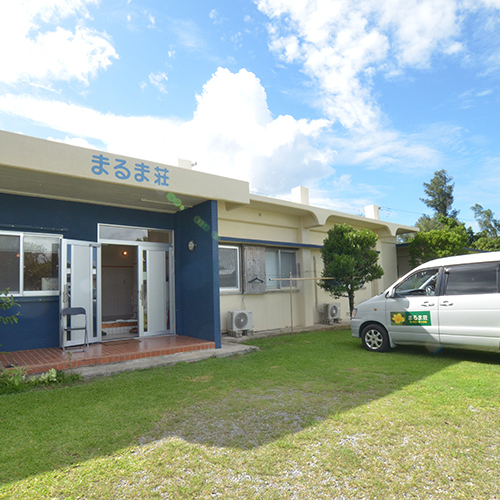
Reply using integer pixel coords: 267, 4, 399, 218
60, 239, 101, 348
138, 243, 173, 337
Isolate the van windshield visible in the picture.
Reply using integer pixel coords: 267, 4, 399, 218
395, 268, 439, 296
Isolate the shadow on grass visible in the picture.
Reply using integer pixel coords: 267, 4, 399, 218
0, 329, 498, 485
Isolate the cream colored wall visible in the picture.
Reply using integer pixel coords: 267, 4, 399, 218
221, 290, 304, 332
218, 202, 403, 331
380, 238, 398, 289
397, 245, 412, 277
218, 204, 301, 243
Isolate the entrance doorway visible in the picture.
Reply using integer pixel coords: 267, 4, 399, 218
101, 244, 139, 341
100, 243, 173, 340
99, 225, 174, 342
59, 226, 174, 349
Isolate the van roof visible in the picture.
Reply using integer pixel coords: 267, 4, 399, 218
417, 251, 500, 270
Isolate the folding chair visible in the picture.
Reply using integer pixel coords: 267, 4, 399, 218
61, 307, 89, 352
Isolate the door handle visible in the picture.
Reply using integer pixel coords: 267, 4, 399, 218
421, 301, 435, 306
440, 301, 453, 306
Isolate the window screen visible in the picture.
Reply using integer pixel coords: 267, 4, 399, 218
265, 248, 297, 289
444, 262, 499, 295
0, 235, 20, 292
24, 236, 59, 291
219, 246, 239, 290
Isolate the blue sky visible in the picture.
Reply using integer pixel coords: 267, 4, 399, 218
1, 0, 500, 228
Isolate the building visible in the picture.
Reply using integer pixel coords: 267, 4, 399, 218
0, 131, 415, 352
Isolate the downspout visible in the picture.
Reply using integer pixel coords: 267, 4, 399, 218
313, 256, 324, 313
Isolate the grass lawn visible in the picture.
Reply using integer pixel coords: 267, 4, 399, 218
1, 330, 500, 499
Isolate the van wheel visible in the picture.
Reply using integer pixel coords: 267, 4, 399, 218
361, 324, 389, 352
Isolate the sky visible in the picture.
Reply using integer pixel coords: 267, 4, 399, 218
1, 0, 500, 228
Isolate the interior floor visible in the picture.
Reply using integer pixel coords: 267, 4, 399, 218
101, 319, 139, 342
101, 243, 138, 341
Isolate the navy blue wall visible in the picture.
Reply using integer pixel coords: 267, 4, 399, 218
0, 193, 221, 351
174, 200, 221, 348
0, 297, 59, 351
0, 192, 176, 241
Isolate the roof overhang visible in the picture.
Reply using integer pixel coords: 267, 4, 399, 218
0, 131, 249, 213
248, 194, 417, 237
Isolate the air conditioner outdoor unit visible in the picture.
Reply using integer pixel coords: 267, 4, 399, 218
228, 310, 253, 337
323, 303, 341, 323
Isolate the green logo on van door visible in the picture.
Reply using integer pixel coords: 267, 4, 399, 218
391, 311, 431, 326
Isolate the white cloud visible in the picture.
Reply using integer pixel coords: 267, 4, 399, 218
0, 68, 334, 197
180, 68, 334, 194
209, 9, 225, 25
48, 135, 95, 149
170, 18, 206, 50
256, 0, 500, 134
0, 0, 117, 85
253, 0, 500, 192
149, 72, 169, 94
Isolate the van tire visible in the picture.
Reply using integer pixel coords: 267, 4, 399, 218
361, 324, 390, 352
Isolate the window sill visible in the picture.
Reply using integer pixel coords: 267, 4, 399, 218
220, 289, 242, 295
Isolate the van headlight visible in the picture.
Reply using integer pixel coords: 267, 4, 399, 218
352, 308, 358, 318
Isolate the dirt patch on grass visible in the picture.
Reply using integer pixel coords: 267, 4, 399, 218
143, 387, 345, 449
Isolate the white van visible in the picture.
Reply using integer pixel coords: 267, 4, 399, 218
351, 251, 500, 353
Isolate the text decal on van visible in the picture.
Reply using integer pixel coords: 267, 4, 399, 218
391, 311, 431, 326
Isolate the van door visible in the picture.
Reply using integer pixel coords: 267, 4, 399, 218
386, 267, 440, 346
438, 262, 500, 349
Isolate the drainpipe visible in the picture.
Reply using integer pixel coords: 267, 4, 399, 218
313, 256, 324, 313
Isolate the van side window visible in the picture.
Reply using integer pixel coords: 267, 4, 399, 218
444, 262, 499, 295
395, 268, 439, 296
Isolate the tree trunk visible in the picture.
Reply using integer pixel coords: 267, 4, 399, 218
348, 291, 355, 318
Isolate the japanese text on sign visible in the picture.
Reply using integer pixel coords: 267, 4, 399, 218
91, 154, 169, 187
391, 311, 431, 326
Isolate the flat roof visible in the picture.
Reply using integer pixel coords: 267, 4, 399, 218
0, 131, 418, 236
0, 131, 249, 213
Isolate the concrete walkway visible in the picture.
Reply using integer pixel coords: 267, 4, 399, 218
71, 322, 348, 379
73, 342, 259, 378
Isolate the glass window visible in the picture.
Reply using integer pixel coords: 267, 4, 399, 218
24, 236, 59, 291
395, 268, 439, 296
444, 262, 499, 295
0, 235, 20, 292
0, 232, 60, 295
265, 249, 279, 290
265, 248, 297, 289
99, 224, 172, 244
219, 246, 240, 290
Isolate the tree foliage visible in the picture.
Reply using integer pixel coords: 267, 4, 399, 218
319, 224, 384, 317
409, 216, 468, 268
420, 169, 458, 219
471, 204, 500, 237
414, 214, 442, 232
469, 204, 500, 251
0, 288, 20, 325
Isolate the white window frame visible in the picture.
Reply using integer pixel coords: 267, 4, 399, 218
265, 248, 298, 290
219, 245, 240, 292
98, 223, 173, 245
0, 231, 61, 296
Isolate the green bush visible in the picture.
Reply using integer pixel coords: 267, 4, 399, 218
0, 367, 82, 395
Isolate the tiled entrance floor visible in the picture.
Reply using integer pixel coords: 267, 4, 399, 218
0, 336, 216, 375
